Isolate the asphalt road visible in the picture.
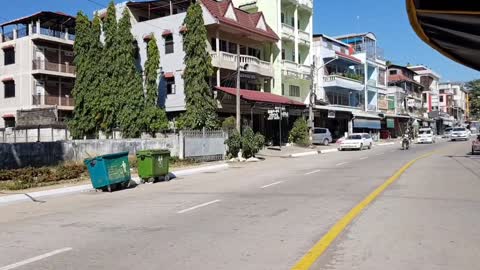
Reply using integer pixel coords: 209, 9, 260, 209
0, 139, 478, 270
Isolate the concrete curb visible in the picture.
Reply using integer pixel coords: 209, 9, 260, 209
320, 148, 339, 154
289, 151, 320, 158
0, 163, 230, 206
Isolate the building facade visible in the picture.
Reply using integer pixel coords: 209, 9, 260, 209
439, 82, 467, 124
0, 12, 76, 128
233, 0, 314, 103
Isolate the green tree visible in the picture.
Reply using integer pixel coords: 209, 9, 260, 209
179, 2, 218, 130
98, 1, 119, 135
143, 36, 168, 136
288, 118, 310, 146
89, 14, 105, 136
69, 12, 92, 139
116, 8, 146, 138
467, 79, 480, 120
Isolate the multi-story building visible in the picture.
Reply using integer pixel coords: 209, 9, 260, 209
0, 12, 76, 128
439, 82, 467, 124
233, 0, 314, 103
408, 65, 441, 113
335, 33, 388, 113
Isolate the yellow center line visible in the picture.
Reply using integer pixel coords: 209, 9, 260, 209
290, 152, 434, 270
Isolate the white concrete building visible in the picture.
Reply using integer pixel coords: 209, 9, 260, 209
439, 82, 467, 124
0, 12, 76, 128
408, 65, 441, 113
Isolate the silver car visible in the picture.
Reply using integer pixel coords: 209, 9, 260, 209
312, 128, 333, 145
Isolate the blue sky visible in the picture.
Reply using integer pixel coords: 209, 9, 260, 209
1, 0, 479, 82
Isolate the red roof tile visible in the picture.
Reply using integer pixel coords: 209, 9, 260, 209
164, 72, 175, 79
388, 74, 417, 84
201, 0, 278, 41
1, 77, 14, 82
216, 87, 305, 107
162, 30, 172, 36
2, 114, 15, 118
336, 51, 362, 64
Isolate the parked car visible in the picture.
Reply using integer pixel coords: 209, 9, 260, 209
312, 128, 333, 146
417, 128, 435, 144
443, 127, 453, 138
338, 133, 373, 151
470, 127, 478, 136
451, 127, 469, 141
472, 135, 480, 155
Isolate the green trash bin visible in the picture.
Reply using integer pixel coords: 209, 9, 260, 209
84, 151, 131, 192
136, 149, 171, 183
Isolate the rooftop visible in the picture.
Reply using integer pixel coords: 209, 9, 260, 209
1, 11, 76, 29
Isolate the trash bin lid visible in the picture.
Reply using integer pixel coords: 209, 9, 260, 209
137, 149, 170, 156
98, 151, 130, 160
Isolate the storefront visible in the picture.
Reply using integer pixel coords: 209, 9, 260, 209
314, 105, 354, 140
352, 111, 382, 139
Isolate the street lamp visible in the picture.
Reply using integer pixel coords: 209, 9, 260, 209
308, 55, 339, 140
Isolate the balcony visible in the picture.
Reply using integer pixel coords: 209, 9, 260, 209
281, 24, 295, 41
282, 60, 311, 80
32, 60, 76, 77
32, 94, 74, 108
298, 30, 310, 46
284, 0, 313, 10
1, 26, 74, 43
323, 75, 364, 91
210, 51, 273, 77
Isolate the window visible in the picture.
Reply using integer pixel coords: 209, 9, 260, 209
289, 85, 300, 97
248, 47, 260, 59
281, 13, 285, 23
290, 17, 294, 27
165, 35, 174, 54
3, 47, 15, 65
281, 84, 285, 95
166, 77, 176, 95
220, 40, 227, 52
440, 96, 444, 102
240, 45, 247, 55
314, 128, 326, 134
389, 70, 397, 75
228, 42, 237, 54
4, 117, 15, 128
281, 49, 285, 60
211, 38, 216, 51
4, 81, 15, 98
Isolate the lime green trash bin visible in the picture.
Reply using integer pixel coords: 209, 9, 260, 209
136, 149, 171, 183
84, 151, 131, 192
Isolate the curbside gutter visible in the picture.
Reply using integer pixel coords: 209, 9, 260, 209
0, 163, 230, 206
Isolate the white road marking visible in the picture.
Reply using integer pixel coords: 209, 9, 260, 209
305, 169, 321, 175
359, 156, 369, 160
261, 181, 284, 189
336, 162, 348, 166
177, 200, 221, 214
375, 152, 385, 156
0, 248, 72, 270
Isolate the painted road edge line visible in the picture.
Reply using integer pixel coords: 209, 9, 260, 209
177, 200, 221, 214
335, 162, 348, 166
320, 149, 338, 154
261, 181, 284, 189
290, 152, 434, 270
290, 151, 320, 158
0, 247, 72, 270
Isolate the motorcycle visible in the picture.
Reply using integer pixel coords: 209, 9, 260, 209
402, 135, 410, 150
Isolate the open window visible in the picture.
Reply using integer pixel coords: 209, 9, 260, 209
3, 80, 15, 98
3, 47, 15, 65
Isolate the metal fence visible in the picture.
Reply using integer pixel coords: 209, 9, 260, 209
182, 129, 227, 161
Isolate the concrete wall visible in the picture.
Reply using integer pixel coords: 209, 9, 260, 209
0, 127, 70, 143
0, 135, 181, 169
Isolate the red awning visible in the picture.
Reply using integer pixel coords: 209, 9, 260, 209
1, 44, 14, 49
179, 25, 187, 33
1, 77, 13, 82
216, 87, 305, 107
143, 33, 153, 41
336, 51, 362, 64
2, 114, 15, 118
162, 30, 172, 36
164, 72, 175, 79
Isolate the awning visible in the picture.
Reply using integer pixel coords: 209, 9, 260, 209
335, 51, 362, 64
352, 111, 382, 120
407, 0, 480, 71
354, 119, 381, 129
314, 105, 357, 113
162, 30, 172, 36
216, 87, 305, 107
1, 77, 13, 82
385, 114, 411, 119
2, 114, 15, 118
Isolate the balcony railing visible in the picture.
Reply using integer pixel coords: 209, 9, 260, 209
33, 94, 74, 107
32, 60, 76, 75
281, 23, 295, 39
1, 26, 74, 42
282, 60, 311, 80
2, 31, 14, 42
210, 51, 273, 77
298, 0, 313, 9
299, 30, 310, 44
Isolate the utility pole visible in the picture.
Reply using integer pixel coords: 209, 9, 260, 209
236, 44, 241, 133
308, 59, 315, 141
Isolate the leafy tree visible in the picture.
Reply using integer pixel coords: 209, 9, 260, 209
69, 12, 92, 139
179, 2, 218, 130
143, 36, 168, 136
225, 131, 242, 158
116, 8, 145, 138
222, 116, 236, 132
89, 14, 105, 136
288, 118, 310, 146
98, 1, 119, 134
467, 79, 480, 120
241, 127, 265, 158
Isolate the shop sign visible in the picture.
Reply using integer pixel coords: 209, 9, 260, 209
387, 118, 395, 129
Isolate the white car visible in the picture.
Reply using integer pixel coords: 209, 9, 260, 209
338, 133, 373, 151
451, 127, 469, 141
417, 128, 435, 144
443, 127, 453, 138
